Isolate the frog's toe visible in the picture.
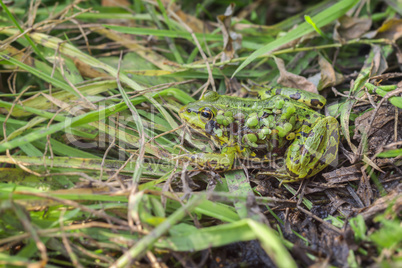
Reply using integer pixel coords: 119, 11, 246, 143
278, 177, 302, 187
174, 151, 235, 171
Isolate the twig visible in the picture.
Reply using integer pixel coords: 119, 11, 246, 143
59, 209, 83, 268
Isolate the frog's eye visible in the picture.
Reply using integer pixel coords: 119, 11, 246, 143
200, 107, 214, 121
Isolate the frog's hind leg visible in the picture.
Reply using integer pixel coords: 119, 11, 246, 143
174, 147, 236, 171
286, 116, 339, 179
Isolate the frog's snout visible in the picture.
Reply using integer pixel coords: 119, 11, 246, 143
179, 105, 187, 119
179, 104, 201, 126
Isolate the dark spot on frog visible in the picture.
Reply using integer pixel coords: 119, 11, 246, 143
271, 138, 278, 149
303, 121, 312, 128
186, 108, 198, 114
229, 122, 239, 135
205, 120, 216, 135
239, 118, 246, 125
326, 144, 338, 158
209, 160, 218, 165
276, 88, 282, 95
300, 131, 309, 137
319, 134, 324, 143
311, 99, 324, 107
289, 92, 301, 100
317, 156, 329, 165
331, 131, 339, 141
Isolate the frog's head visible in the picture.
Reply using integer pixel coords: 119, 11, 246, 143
179, 91, 220, 132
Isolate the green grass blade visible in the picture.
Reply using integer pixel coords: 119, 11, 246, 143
232, 0, 359, 77
157, 219, 257, 251
248, 220, 297, 268
117, 69, 145, 184
0, 52, 79, 97
113, 195, 204, 267
377, 148, 402, 158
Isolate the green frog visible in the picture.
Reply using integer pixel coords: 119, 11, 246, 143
178, 86, 339, 182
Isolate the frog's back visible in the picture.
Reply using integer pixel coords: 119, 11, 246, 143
205, 93, 319, 118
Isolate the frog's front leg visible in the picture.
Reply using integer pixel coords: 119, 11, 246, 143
175, 146, 236, 171
285, 116, 339, 180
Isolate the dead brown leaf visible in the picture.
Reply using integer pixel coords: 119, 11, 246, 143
322, 165, 361, 184
353, 104, 402, 155
397, 48, 402, 67
333, 15, 372, 43
217, 3, 242, 63
161, 0, 209, 33
375, 18, 402, 41
316, 56, 344, 90
275, 57, 318, 93
370, 45, 389, 77
93, 27, 177, 71
74, 58, 111, 79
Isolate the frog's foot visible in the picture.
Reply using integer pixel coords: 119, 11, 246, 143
278, 177, 303, 187
257, 170, 300, 186
285, 116, 339, 179
257, 170, 289, 177
173, 152, 235, 171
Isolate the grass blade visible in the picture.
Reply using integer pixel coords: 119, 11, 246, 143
232, 0, 359, 77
